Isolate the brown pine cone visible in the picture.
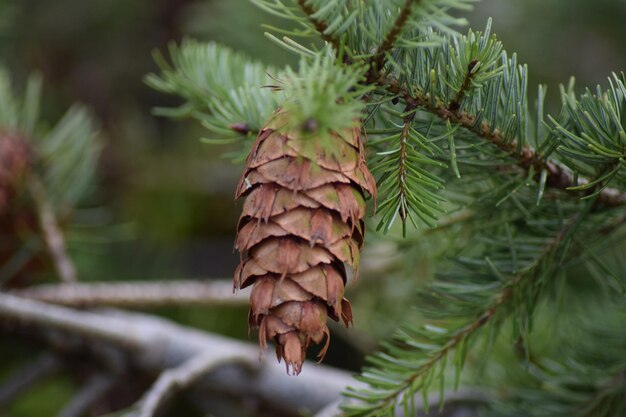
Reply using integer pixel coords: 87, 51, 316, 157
234, 111, 376, 374
0, 132, 31, 214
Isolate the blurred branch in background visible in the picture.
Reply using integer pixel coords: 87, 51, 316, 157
9, 280, 247, 308
0, 293, 351, 412
135, 354, 249, 417
0, 293, 483, 417
56, 375, 116, 417
28, 176, 77, 283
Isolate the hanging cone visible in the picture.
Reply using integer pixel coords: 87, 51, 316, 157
0, 132, 31, 214
0, 132, 44, 288
234, 111, 375, 374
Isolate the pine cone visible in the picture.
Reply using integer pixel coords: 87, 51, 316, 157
0, 132, 31, 214
234, 111, 376, 374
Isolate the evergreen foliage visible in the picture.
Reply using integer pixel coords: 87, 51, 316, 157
484, 302, 626, 417
0, 69, 99, 207
148, 1, 626, 415
145, 39, 282, 144
0, 68, 99, 283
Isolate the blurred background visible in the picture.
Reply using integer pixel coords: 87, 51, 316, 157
1, 0, 625, 415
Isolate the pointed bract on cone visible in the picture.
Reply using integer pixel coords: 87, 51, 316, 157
234, 110, 376, 374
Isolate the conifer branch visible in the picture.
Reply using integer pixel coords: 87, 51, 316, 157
296, 0, 341, 51
486, 303, 626, 417
369, 0, 419, 77
370, 304, 497, 411
580, 369, 626, 417
343, 214, 579, 416
146, 40, 282, 148
397, 105, 419, 227
377, 76, 626, 209
145, 11, 626, 416
448, 59, 479, 112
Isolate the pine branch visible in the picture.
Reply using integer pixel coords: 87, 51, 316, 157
397, 105, 419, 227
34, 105, 100, 206
377, 75, 626, 209
146, 40, 282, 146
343, 210, 581, 416
448, 59, 479, 112
550, 73, 626, 199
580, 369, 626, 417
267, 0, 472, 62
296, 0, 341, 51
279, 51, 371, 133
370, 102, 448, 233
318, 390, 486, 417
484, 302, 626, 417
369, 0, 419, 77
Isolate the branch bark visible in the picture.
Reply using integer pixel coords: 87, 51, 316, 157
369, 0, 418, 78
0, 294, 485, 416
137, 354, 248, 417
0, 293, 356, 413
297, 0, 341, 51
28, 176, 77, 283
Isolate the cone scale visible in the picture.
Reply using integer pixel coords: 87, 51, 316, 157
234, 111, 376, 374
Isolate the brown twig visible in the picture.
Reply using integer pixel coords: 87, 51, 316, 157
297, 0, 341, 51
28, 176, 77, 282
369, 0, 419, 80
10, 280, 249, 308
449, 59, 479, 112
